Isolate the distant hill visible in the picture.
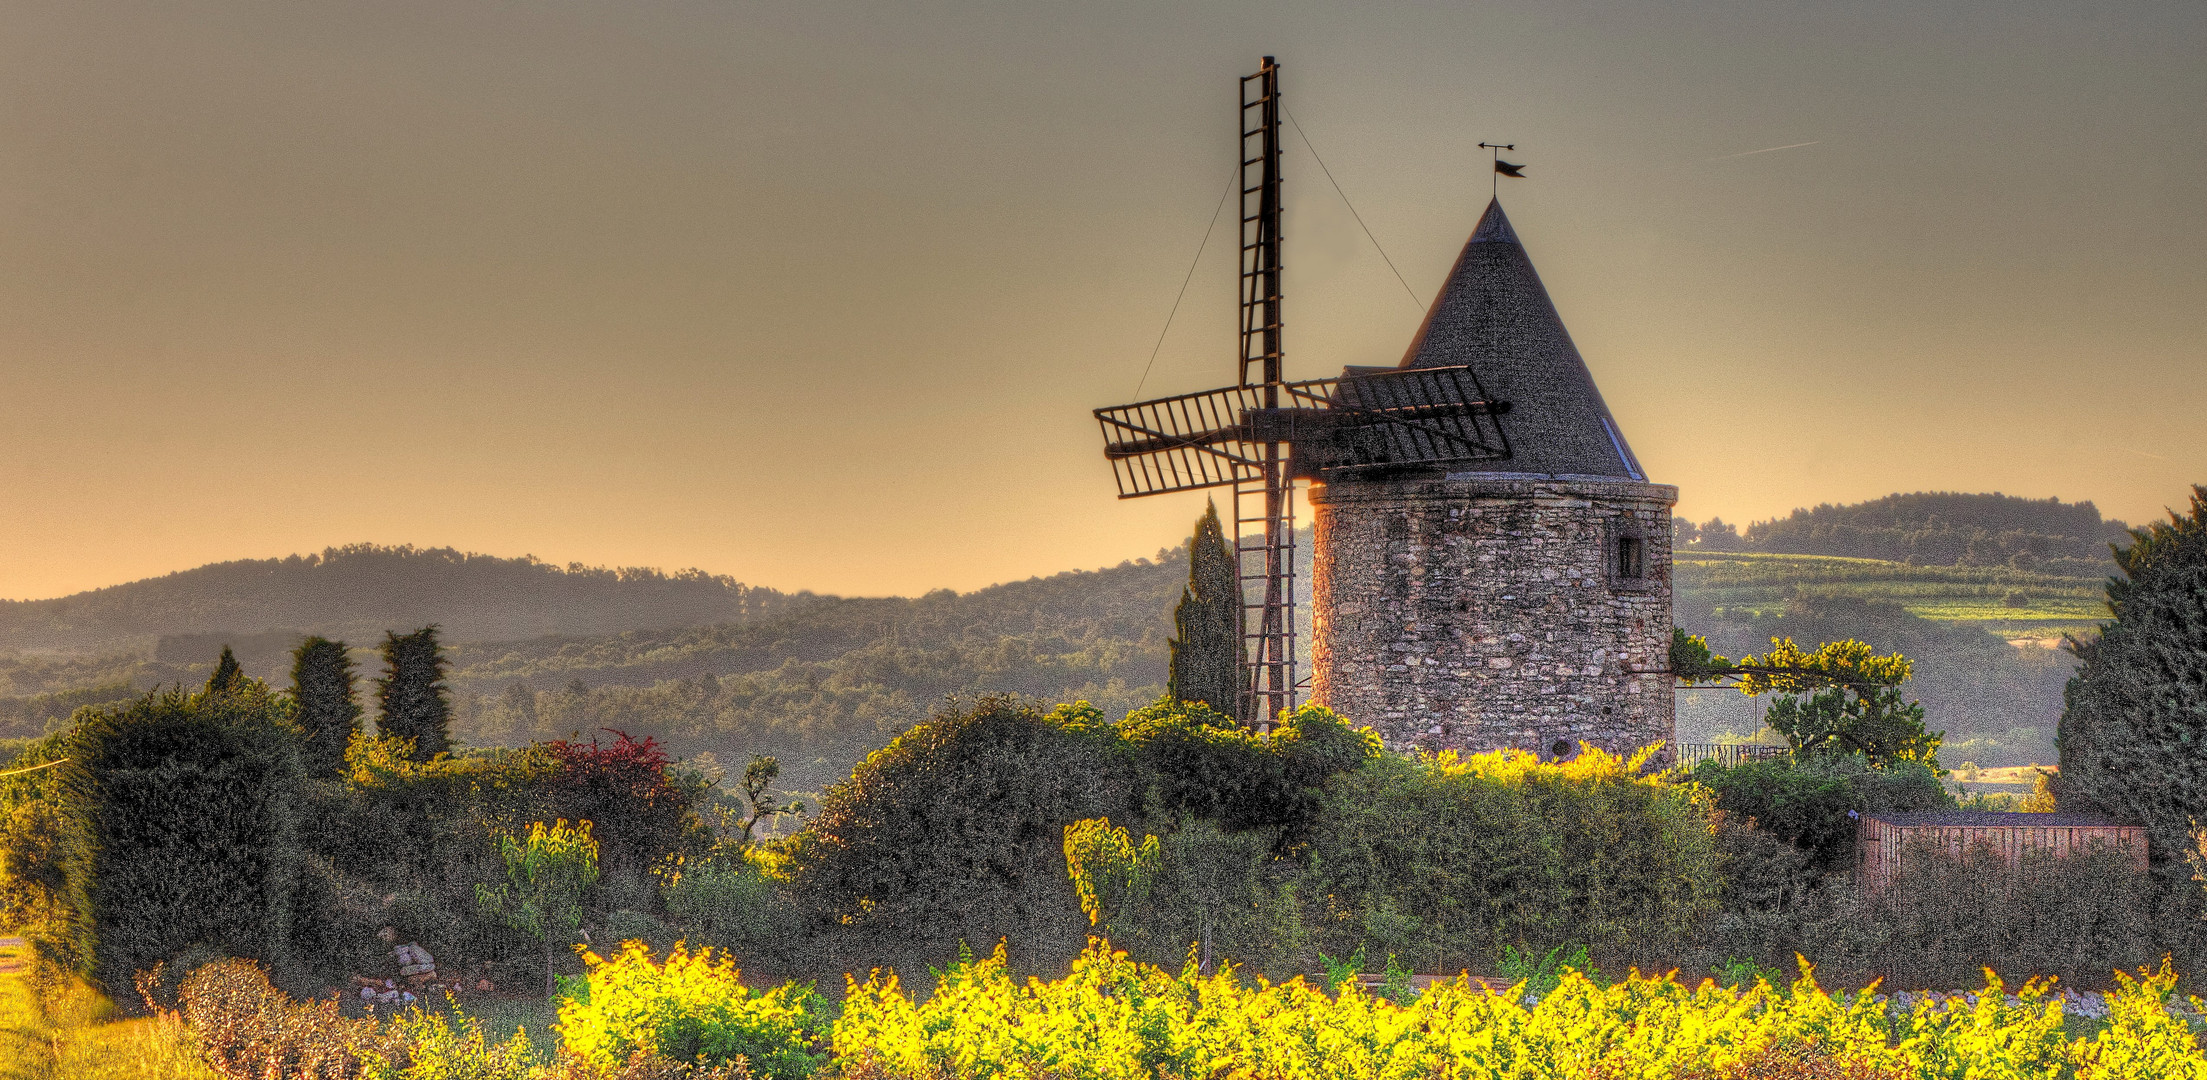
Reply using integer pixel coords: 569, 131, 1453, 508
442, 555, 1187, 794
1680, 492, 2129, 570
0, 544, 800, 654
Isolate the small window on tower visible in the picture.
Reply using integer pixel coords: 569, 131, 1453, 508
1616, 536, 1645, 580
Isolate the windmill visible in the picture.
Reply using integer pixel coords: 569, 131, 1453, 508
1093, 57, 1516, 727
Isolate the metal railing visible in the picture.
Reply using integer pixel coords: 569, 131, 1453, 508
1675, 743, 1790, 768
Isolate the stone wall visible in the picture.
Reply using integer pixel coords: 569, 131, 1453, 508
1309, 474, 1678, 760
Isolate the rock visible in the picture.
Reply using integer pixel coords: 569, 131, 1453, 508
404, 972, 436, 987
476, 979, 493, 992
400, 962, 435, 977
361, 987, 376, 1000
350, 975, 384, 988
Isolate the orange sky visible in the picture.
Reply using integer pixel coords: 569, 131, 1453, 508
2, 0, 2201, 601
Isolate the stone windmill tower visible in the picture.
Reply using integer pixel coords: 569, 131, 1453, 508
1310, 199, 1677, 760
1093, 60, 1675, 759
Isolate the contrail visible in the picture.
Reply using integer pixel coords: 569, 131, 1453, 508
1715, 140, 1821, 160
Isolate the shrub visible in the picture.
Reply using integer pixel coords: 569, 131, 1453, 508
1870, 836, 2158, 988
0, 767, 78, 973
534, 1049, 755, 1079
546, 730, 708, 888
358, 1001, 541, 1080
832, 937, 2207, 1079
779, 696, 1375, 976
2058, 485, 2207, 878
1301, 745, 1721, 974
1690, 753, 1950, 873
1660, 1040, 1911, 1080
1700, 877, 1893, 987
1709, 811, 1816, 917
59, 684, 312, 993
555, 941, 825, 1080
1063, 816, 1298, 975
603, 908, 679, 958
177, 958, 402, 1080
1119, 698, 1380, 837
328, 735, 567, 988
779, 696, 1134, 973
662, 852, 793, 962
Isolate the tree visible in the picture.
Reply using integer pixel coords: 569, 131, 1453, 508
735, 754, 805, 848
2057, 485, 2207, 874
476, 818, 600, 998
205, 646, 245, 695
1167, 501, 1244, 721
1696, 517, 1743, 551
289, 636, 361, 779
1672, 629, 1940, 768
1742, 638, 1940, 768
376, 626, 451, 761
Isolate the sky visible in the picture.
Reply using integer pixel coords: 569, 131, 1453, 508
1, 0, 2201, 602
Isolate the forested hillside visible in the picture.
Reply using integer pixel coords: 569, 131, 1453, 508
1678, 491, 2129, 570
0, 544, 798, 652
437, 553, 1188, 792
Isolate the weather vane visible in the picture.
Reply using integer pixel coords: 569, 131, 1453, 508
1477, 142, 1525, 198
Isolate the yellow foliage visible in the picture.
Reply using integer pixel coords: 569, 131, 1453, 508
830, 939, 2207, 1080
1737, 638, 1913, 698
556, 939, 823, 1080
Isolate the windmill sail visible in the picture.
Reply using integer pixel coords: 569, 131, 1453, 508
1089, 58, 1513, 726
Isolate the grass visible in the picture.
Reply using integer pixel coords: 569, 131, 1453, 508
462, 995, 564, 1060
0, 939, 217, 1080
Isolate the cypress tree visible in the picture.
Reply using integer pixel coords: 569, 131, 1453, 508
2056, 485, 2207, 876
205, 646, 245, 696
291, 636, 362, 778
1167, 501, 1245, 721
376, 625, 452, 761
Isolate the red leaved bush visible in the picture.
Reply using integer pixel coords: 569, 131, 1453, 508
547, 729, 704, 884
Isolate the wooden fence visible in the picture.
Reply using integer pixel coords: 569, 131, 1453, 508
1857, 810, 2147, 893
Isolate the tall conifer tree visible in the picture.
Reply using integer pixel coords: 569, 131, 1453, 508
1168, 501, 1245, 720
2057, 485, 2207, 875
376, 625, 452, 761
205, 646, 245, 696
291, 636, 362, 777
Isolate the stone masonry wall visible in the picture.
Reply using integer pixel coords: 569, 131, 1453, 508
1309, 475, 1678, 760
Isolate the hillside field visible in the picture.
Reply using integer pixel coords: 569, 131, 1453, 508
1676, 551, 2106, 641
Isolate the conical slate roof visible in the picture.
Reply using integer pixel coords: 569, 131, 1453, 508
1397, 199, 1646, 480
